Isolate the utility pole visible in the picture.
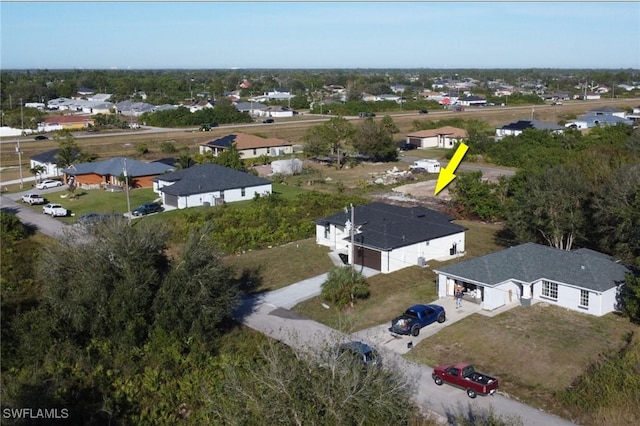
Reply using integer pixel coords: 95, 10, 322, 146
124, 158, 132, 225
17, 98, 24, 189
350, 203, 355, 270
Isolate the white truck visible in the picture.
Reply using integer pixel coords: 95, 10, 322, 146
21, 193, 45, 205
42, 203, 68, 217
409, 159, 441, 173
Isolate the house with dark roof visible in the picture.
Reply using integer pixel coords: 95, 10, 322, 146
434, 243, 629, 316
199, 133, 294, 159
30, 148, 80, 178
315, 202, 467, 273
405, 126, 468, 149
496, 119, 564, 138
153, 163, 272, 209
62, 157, 174, 189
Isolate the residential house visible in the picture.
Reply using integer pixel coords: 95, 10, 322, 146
61, 157, 174, 189
457, 95, 487, 107
187, 99, 215, 113
315, 202, 467, 274
565, 107, 634, 129
29, 148, 80, 178
40, 115, 95, 132
434, 243, 629, 317
405, 126, 468, 149
234, 101, 267, 117
263, 105, 295, 118
199, 133, 294, 159
496, 119, 564, 138
153, 163, 272, 209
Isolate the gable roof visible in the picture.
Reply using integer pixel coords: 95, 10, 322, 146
499, 119, 563, 131
435, 242, 629, 293
407, 126, 468, 139
316, 202, 467, 251
30, 148, 79, 164
155, 163, 271, 196
200, 133, 292, 151
62, 157, 173, 177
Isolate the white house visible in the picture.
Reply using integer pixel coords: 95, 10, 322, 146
496, 120, 564, 138
405, 126, 468, 149
434, 243, 629, 316
153, 163, 272, 209
29, 148, 79, 178
315, 202, 467, 274
199, 133, 294, 159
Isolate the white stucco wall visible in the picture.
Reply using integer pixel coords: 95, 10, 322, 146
315, 223, 350, 251
385, 232, 465, 273
30, 160, 62, 178
156, 183, 271, 209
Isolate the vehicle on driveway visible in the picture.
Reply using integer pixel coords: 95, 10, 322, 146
432, 363, 499, 398
21, 193, 45, 205
389, 304, 446, 336
36, 179, 63, 189
42, 203, 68, 217
335, 341, 381, 368
131, 202, 163, 217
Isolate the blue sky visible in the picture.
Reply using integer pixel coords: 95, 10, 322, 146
1, 2, 639, 69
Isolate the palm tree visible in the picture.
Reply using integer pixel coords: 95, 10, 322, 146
29, 164, 46, 183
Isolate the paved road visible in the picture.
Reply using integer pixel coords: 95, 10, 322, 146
1, 187, 72, 238
236, 288, 576, 426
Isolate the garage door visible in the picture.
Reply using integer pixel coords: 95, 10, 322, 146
164, 194, 178, 208
354, 246, 381, 271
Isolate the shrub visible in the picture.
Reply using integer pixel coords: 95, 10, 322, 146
321, 267, 370, 309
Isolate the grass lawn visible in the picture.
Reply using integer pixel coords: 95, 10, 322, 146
405, 304, 638, 424
224, 238, 334, 293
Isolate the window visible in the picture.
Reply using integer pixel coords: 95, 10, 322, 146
324, 224, 330, 239
220, 190, 225, 200
580, 290, 589, 308
241, 188, 246, 197
542, 281, 558, 300
253, 149, 257, 155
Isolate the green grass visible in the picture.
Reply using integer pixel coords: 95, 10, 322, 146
404, 304, 638, 425
224, 238, 334, 293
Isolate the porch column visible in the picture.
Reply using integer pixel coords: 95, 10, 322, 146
521, 283, 532, 307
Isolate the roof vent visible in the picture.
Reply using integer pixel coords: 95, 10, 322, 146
581, 265, 585, 270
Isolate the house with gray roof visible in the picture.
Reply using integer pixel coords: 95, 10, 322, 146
316, 202, 467, 273
496, 119, 564, 138
565, 108, 634, 129
30, 148, 80, 178
434, 243, 629, 316
62, 157, 174, 189
153, 163, 272, 209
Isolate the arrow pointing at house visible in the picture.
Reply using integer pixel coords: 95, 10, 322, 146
434, 142, 469, 195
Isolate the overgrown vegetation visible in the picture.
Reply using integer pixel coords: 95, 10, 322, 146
321, 266, 370, 309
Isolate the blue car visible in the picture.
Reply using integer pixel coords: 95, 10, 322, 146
389, 304, 446, 336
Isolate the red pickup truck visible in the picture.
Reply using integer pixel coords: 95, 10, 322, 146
432, 363, 499, 398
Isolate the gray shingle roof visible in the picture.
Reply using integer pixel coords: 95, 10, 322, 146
317, 202, 466, 251
500, 120, 563, 131
62, 157, 173, 177
156, 163, 271, 196
435, 243, 629, 292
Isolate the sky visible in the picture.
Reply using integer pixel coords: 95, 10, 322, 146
1, 1, 639, 70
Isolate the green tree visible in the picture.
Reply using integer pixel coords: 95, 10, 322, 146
321, 266, 370, 309
506, 165, 589, 250
29, 164, 46, 183
351, 118, 398, 161
214, 142, 244, 171
379, 114, 399, 135
53, 130, 81, 168
449, 171, 504, 221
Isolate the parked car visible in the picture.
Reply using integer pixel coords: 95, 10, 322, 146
389, 304, 446, 336
432, 363, 499, 398
36, 179, 63, 189
42, 203, 68, 217
131, 202, 163, 217
335, 341, 381, 368
262, 118, 275, 124
34, 135, 48, 140
21, 193, 45, 205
